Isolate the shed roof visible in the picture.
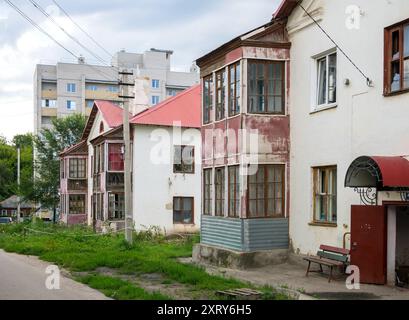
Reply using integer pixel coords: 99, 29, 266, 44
0, 195, 36, 209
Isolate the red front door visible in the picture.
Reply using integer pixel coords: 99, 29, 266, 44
350, 205, 387, 285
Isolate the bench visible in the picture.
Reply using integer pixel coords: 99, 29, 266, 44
304, 245, 350, 283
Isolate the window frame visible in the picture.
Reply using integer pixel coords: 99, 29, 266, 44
384, 19, 409, 95
152, 79, 160, 89
312, 50, 337, 111
228, 62, 241, 117
228, 165, 240, 218
202, 74, 213, 124
108, 192, 125, 221
173, 145, 195, 174
66, 100, 76, 110
312, 166, 337, 225
214, 167, 225, 217
173, 197, 194, 225
203, 168, 213, 216
246, 164, 285, 218
215, 68, 226, 121
151, 95, 160, 105
248, 60, 285, 115
67, 83, 76, 93
68, 194, 86, 215
108, 143, 124, 172
68, 158, 86, 179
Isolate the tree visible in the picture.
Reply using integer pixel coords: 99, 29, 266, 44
34, 114, 87, 210
0, 136, 15, 201
13, 134, 34, 201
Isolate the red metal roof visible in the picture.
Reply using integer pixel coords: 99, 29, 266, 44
130, 85, 201, 128
94, 100, 124, 128
372, 156, 409, 188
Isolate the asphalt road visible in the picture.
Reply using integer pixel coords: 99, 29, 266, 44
0, 249, 109, 300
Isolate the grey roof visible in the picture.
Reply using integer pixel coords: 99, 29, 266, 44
0, 195, 36, 209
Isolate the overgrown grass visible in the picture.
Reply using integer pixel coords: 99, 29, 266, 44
0, 221, 289, 300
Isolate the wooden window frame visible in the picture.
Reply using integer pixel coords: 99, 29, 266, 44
248, 60, 285, 115
173, 197, 194, 225
214, 167, 225, 217
203, 75, 213, 124
312, 166, 337, 224
108, 143, 124, 172
246, 164, 285, 218
384, 19, 409, 96
228, 165, 240, 218
228, 62, 241, 117
108, 192, 125, 220
173, 145, 195, 174
203, 168, 213, 216
69, 158, 86, 179
68, 194, 86, 215
215, 69, 226, 121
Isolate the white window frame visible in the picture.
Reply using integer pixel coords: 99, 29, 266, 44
67, 83, 76, 93
152, 79, 160, 89
86, 85, 98, 91
41, 99, 57, 108
67, 100, 77, 110
311, 49, 337, 112
151, 95, 160, 105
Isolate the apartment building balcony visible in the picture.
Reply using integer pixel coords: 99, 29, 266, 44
85, 90, 118, 101
41, 89, 57, 100
41, 107, 57, 117
67, 179, 88, 191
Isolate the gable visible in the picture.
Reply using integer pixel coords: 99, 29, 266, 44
286, 0, 324, 35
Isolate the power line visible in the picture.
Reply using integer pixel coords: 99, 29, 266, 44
4, 0, 78, 59
297, 1, 373, 87
51, 0, 114, 59
28, 0, 109, 66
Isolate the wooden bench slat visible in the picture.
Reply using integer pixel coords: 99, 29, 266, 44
317, 250, 349, 263
304, 256, 344, 267
320, 245, 350, 255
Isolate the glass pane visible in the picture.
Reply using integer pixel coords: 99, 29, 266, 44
391, 61, 401, 92
257, 183, 264, 198
249, 183, 256, 199
184, 198, 193, 210
267, 199, 274, 215
274, 97, 282, 112
328, 53, 337, 103
275, 199, 282, 215
392, 30, 400, 60
275, 183, 282, 198
249, 200, 257, 217
274, 81, 282, 95
317, 57, 327, 105
257, 200, 265, 217
404, 59, 409, 89
258, 96, 265, 112
405, 25, 409, 57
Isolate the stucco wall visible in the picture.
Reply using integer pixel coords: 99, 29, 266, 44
132, 125, 201, 233
288, 0, 409, 254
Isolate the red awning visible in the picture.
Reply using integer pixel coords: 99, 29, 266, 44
371, 156, 409, 188
345, 156, 409, 189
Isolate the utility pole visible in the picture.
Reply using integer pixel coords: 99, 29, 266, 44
119, 69, 135, 243
17, 147, 21, 223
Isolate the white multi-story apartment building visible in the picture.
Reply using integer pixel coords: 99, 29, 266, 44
34, 49, 199, 134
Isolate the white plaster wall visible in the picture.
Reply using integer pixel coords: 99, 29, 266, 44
132, 125, 201, 233
288, 0, 409, 254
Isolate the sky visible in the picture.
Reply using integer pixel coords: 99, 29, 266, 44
0, 0, 281, 140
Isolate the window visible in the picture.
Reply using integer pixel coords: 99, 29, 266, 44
86, 85, 98, 91
108, 144, 124, 171
67, 100, 76, 110
69, 158, 86, 179
167, 88, 182, 97
69, 195, 85, 215
215, 167, 225, 217
107, 86, 118, 93
229, 62, 240, 116
248, 165, 285, 218
60, 159, 65, 179
41, 116, 54, 125
93, 144, 105, 174
248, 60, 285, 114
316, 52, 337, 107
108, 193, 124, 220
67, 83, 76, 93
99, 122, 104, 133
41, 99, 57, 108
385, 21, 409, 94
313, 166, 337, 224
174, 145, 194, 174
93, 193, 104, 221
203, 169, 212, 215
203, 75, 213, 124
215, 69, 226, 120
228, 166, 240, 218
152, 95, 160, 105
152, 79, 160, 89
173, 197, 194, 224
